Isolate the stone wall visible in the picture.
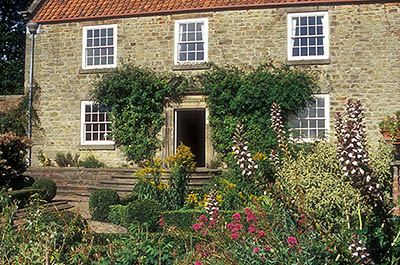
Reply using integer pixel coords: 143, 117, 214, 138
26, 2, 400, 166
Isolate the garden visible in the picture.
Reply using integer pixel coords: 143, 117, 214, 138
1, 62, 400, 264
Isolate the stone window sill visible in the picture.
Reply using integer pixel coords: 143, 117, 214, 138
286, 59, 330, 66
79, 144, 115, 151
172, 63, 210, 71
79, 68, 116, 74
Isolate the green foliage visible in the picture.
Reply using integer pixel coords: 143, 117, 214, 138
37, 150, 52, 166
199, 63, 315, 161
94, 226, 178, 265
89, 189, 120, 222
276, 142, 365, 231
32, 178, 57, 202
0, 0, 31, 95
91, 63, 185, 162
0, 132, 31, 189
166, 143, 196, 210
78, 153, 106, 168
126, 198, 163, 232
120, 191, 139, 205
55, 152, 80, 167
9, 188, 42, 208
162, 209, 237, 231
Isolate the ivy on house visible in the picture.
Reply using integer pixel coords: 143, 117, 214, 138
91, 63, 185, 163
199, 62, 317, 162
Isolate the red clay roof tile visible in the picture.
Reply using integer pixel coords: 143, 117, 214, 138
31, 0, 387, 22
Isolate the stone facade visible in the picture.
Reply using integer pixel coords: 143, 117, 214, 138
25, 2, 400, 167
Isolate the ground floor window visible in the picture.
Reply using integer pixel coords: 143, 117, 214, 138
80, 101, 113, 145
289, 94, 330, 141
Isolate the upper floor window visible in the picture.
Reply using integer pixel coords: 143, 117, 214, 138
82, 25, 117, 69
289, 94, 330, 141
287, 12, 329, 61
81, 101, 113, 145
174, 18, 208, 65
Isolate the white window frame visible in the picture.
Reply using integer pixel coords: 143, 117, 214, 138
287, 12, 329, 61
174, 18, 208, 65
82, 24, 117, 69
80, 101, 114, 145
289, 94, 330, 142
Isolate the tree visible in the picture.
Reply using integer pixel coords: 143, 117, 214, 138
0, 0, 31, 95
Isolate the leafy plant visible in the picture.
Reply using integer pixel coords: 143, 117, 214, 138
91, 63, 186, 162
199, 62, 315, 163
78, 153, 105, 168
37, 150, 52, 166
0, 132, 31, 189
32, 178, 57, 202
378, 110, 400, 138
89, 189, 120, 222
55, 151, 80, 167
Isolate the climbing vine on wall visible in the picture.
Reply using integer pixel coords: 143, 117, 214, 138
91, 63, 185, 163
199, 62, 317, 162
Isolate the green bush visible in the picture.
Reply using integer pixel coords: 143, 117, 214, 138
32, 178, 57, 202
78, 153, 105, 168
120, 191, 139, 205
126, 198, 163, 232
55, 152, 80, 167
41, 211, 88, 245
9, 188, 42, 208
0, 132, 31, 189
89, 189, 120, 222
108, 204, 129, 227
276, 142, 365, 231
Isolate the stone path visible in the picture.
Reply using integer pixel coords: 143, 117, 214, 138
54, 194, 127, 234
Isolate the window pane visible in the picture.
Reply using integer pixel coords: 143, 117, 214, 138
85, 114, 91, 122
86, 133, 91, 141
94, 29, 99, 37
317, 37, 323, 45
317, 109, 325, 118
179, 53, 187, 61
310, 129, 316, 138
300, 17, 307, 25
300, 120, 308, 128
317, 16, 323, 25
101, 57, 107, 64
100, 133, 105, 140
100, 124, 105, 131
291, 120, 300, 128
196, 23, 203, 31
93, 134, 98, 141
101, 48, 107, 55
188, 33, 195, 41
86, 124, 91, 131
310, 120, 316, 128
196, 32, 203, 41
92, 104, 99, 112
108, 48, 114, 55
94, 48, 100, 56
94, 57, 100, 64
309, 47, 316, 55
99, 113, 105, 122
108, 28, 113, 36
92, 114, 98, 122
301, 47, 307, 56
308, 16, 315, 25
309, 26, 315, 35
197, 43, 204, 51
188, 43, 195, 51
318, 119, 325, 127
318, 129, 325, 137
94, 38, 99, 46
108, 37, 113, 45
85, 105, 91, 112
301, 38, 307, 46
317, 47, 324, 55
93, 124, 98, 131
188, 23, 195, 31
197, 52, 204, 60
108, 56, 114, 64
294, 38, 299, 46
317, 98, 325, 107
309, 107, 316, 117
180, 43, 187, 51
317, 26, 323, 35
87, 30, 93, 38
101, 38, 106, 46
87, 39, 93, 47
101, 29, 106, 37
300, 27, 307, 36
293, 48, 299, 56
309, 37, 316, 45
87, 58, 93, 66
188, 52, 195, 60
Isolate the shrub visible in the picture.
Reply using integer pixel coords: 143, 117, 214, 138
0, 132, 31, 189
89, 189, 120, 222
126, 198, 163, 232
120, 191, 139, 205
9, 188, 42, 208
78, 153, 105, 168
32, 178, 57, 202
55, 152, 79, 167
108, 204, 129, 227
41, 210, 88, 245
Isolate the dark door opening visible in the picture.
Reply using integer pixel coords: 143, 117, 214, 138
176, 109, 205, 167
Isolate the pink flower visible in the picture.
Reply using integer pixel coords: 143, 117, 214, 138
248, 225, 256, 233
298, 219, 304, 224
208, 219, 216, 229
231, 233, 240, 239
158, 217, 164, 227
202, 229, 207, 236
199, 214, 208, 222
307, 225, 313, 230
232, 212, 242, 222
265, 246, 271, 252
195, 262, 203, 265
257, 231, 266, 239
227, 222, 234, 230
193, 222, 204, 231
253, 247, 261, 253
245, 208, 258, 222
172, 251, 177, 256
212, 209, 219, 218
287, 236, 298, 245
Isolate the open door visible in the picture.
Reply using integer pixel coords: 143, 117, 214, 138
175, 109, 206, 167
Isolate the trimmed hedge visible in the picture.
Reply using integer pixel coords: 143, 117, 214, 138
32, 178, 57, 202
9, 188, 42, 208
89, 189, 120, 222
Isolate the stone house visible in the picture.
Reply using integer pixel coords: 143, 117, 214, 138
24, 0, 400, 168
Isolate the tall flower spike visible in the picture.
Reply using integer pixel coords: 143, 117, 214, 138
270, 102, 291, 164
232, 123, 257, 179
335, 99, 383, 212
205, 187, 219, 220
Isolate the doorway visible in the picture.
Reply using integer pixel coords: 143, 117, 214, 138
175, 109, 206, 167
